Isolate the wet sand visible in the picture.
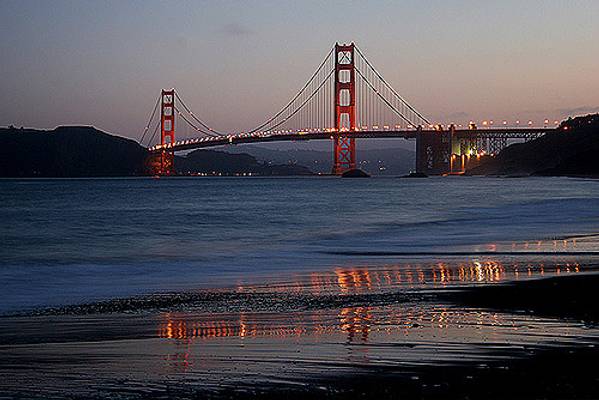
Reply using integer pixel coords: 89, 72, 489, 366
1, 258, 599, 399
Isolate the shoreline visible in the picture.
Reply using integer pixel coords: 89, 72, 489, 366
2, 175, 599, 399
2, 268, 599, 399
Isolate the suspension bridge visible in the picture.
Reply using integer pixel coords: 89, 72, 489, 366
140, 43, 559, 176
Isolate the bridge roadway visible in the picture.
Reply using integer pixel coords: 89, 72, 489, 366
148, 127, 558, 153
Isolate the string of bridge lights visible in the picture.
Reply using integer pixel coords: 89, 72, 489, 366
148, 97, 565, 150
148, 119, 563, 152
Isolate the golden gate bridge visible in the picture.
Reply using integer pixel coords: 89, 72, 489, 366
140, 43, 561, 176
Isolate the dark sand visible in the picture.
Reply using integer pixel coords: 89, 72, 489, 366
1, 261, 598, 399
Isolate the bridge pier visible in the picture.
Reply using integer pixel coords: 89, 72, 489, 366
416, 124, 503, 175
146, 150, 174, 175
415, 127, 452, 175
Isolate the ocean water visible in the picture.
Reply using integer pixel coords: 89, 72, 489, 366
2, 176, 599, 398
1, 176, 599, 313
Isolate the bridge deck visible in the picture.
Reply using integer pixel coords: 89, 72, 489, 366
149, 128, 557, 153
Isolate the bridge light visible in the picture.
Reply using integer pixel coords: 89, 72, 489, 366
503, 121, 507, 125
516, 120, 520, 125
528, 120, 533, 125
482, 120, 488, 126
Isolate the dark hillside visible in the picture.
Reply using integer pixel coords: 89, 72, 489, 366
176, 149, 313, 176
467, 114, 599, 176
0, 126, 314, 177
0, 126, 147, 177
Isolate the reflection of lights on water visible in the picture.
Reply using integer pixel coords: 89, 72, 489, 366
158, 307, 517, 343
246, 258, 584, 296
157, 254, 587, 363
474, 262, 484, 282
331, 260, 577, 292
239, 313, 247, 338
339, 307, 373, 342
489, 238, 584, 253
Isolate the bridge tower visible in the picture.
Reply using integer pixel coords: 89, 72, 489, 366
145, 89, 175, 175
155, 89, 175, 175
332, 43, 357, 175
161, 89, 175, 147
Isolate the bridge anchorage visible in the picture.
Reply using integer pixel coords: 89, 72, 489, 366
140, 43, 557, 176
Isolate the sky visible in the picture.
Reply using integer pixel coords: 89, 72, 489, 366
1, 0, 599, 143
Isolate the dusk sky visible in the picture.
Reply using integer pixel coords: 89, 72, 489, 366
2, 0, 599, 141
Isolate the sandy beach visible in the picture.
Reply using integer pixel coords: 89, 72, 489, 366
1, 256, 598, 399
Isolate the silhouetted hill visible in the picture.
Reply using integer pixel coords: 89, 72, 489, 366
224, 145, 416, 175
176, 149, 313, 176
0, 126, 147, 177
467, 114, 599, 177
0, 126, 315, 177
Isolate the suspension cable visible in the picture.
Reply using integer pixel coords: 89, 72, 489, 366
145, 120, 160, 147
355, 66, 414, 126
355, 46, 430, 125
249, 47, 335, 133
261, 69, 335, 133
175, 106, 220, 137
139, 94, 160, 144
174, 91, 224, 135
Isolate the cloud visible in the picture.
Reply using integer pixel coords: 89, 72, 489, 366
221, 23, 254, 37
